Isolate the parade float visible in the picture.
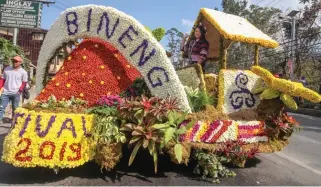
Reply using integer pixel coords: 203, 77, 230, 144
2, 5, 321, 183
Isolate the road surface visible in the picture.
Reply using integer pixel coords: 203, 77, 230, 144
0, 112, 320, 185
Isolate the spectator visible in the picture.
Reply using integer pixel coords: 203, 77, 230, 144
0, 55, 28, 125
299, 76, 307, 87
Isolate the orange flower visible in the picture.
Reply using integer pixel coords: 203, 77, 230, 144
100, 81, 105, 85
55, 83, 60, 86
89, 80, 93, 84
82, 73, 86, 76
80, 93, 84, 97
100, 65, 105, 69
82, 56, 87, 60
66, 84, 71, 88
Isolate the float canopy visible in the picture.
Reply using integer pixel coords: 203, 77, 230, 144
191, 8, 279, 59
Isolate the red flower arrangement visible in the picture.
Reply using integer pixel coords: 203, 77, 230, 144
36, 38, 141, 106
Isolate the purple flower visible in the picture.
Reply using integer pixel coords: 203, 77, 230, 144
12, 113, 25, 129
57, 118, 77, 138
19, 114, 31, 137
82, 116, 91, 137
35, 115, 56, 138
96, 94, 123, 107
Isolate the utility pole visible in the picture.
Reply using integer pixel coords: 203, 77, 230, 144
290, 17, 296, 80
287, 10, 299, 80
13, 28, 18, 46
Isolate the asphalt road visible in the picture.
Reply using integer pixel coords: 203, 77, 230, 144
0, 112, 321, 186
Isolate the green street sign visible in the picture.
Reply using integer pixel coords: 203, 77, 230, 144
0, 0, 43, 29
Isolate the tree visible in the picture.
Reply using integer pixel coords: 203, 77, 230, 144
165, 28, 184, 65
0, 37, 30, 72
144, 26, 166, 42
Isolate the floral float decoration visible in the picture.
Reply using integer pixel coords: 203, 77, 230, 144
251, 66, 321, 109
1, 5, 313, 184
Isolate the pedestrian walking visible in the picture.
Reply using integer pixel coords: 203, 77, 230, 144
0, 55, 28, 125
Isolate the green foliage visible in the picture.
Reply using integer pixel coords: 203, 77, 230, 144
93, 116, 126, 144
144, 26, 166, 42
184, 87, 215, 112
118, 95, 182, 173
87, 106, 118, 116
193, 150, 236, 183
144, 26, 152, 33
152, 28, 166, 42
0, 37, 31, 71
121, 78, 152, 98
152, 111, 194, 164
24, 95, 87, 111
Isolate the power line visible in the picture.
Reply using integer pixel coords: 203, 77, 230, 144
256, 0, 268, 5
55, 0, 70, 9
271, 0, 283, 7
265, 0, 278, 6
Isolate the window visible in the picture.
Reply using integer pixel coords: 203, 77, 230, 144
32, 33, 45, 41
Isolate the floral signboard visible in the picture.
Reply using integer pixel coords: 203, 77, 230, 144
217, 70, 261, 114
2, 108, 96, 168
35, 5, 190, 112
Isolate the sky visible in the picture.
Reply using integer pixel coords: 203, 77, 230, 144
41, 0, 302, 48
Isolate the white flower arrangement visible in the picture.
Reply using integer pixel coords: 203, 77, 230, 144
216, 121, 238, 143
35, 5, 191, 112
218, 70, 261, 114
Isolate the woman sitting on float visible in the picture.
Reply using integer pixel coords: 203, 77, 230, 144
180, 23, 209, 72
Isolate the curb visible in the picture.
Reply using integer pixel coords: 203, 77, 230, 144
286, 108, 321, 118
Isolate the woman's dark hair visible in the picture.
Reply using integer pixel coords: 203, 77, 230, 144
194, 25, 207, 41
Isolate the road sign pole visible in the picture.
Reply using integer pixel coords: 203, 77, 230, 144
13, 28, 18, 45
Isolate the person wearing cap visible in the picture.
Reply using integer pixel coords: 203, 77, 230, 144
0, 55, 28, 125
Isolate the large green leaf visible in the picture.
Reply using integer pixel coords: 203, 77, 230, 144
174, 144, 183, 164
129, 136, 141, 145
143, 139, 149, 148
148, 141, 155, 155
129, 141, 143, 166
185, 120, 196, 130
152, 123, 169, 129
165, 127, 175, 143
153, 152, 158, 173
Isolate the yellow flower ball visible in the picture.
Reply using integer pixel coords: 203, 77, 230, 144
66, 84, 71, 88
100, 81, 105, 85
82, 56, 87, 60
55, 83, 60, 86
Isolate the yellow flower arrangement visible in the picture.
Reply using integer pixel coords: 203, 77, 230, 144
2, 108, 96, 168
251, 66, 321, 103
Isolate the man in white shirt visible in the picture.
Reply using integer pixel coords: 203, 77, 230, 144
0, 55, 28, 124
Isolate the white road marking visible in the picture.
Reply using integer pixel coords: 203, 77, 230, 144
301, 126, 321, 131
294, 135, 321, 145
275, 152, 321, 176
288, 112, 321, 120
